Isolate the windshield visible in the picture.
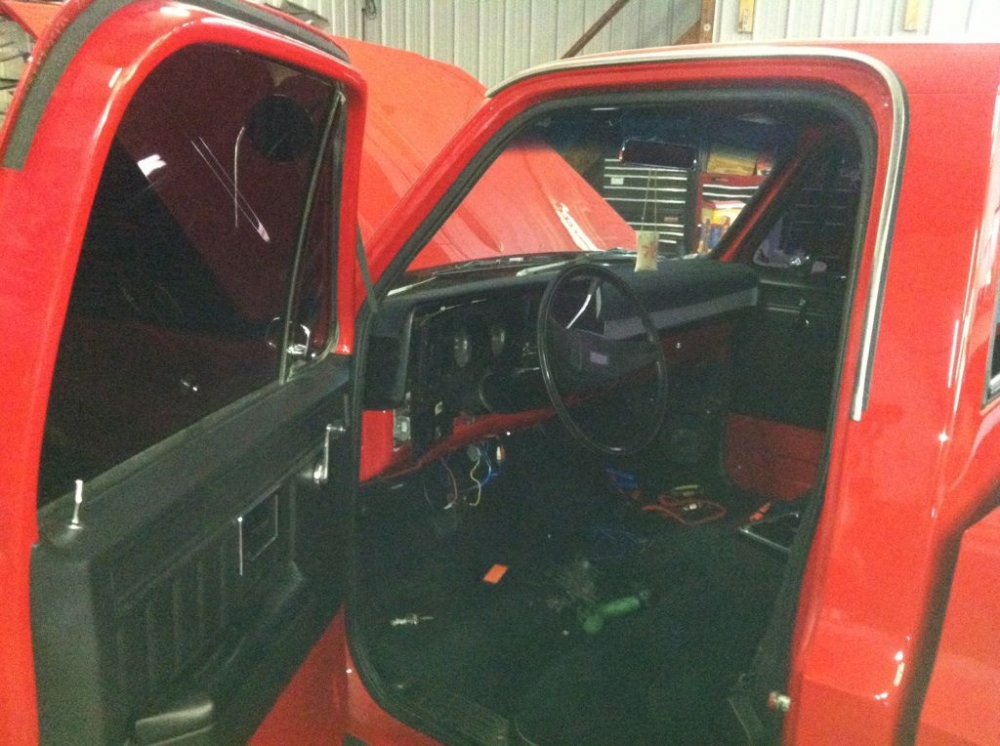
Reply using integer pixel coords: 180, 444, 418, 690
405, 101, 805, 275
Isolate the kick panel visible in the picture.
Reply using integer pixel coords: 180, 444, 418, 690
730, 276, 843, 430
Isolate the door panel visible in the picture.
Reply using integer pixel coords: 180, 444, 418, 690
33, 359, 351, 744
917, 506, 1000, 745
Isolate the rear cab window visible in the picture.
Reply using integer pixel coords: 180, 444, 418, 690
751, 137, 862, 280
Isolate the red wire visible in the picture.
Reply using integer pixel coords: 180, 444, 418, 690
640, 492, 727, 525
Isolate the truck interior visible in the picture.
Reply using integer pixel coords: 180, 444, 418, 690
351, 89, 871, 745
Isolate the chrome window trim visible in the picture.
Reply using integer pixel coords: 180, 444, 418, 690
990, 372, 1000, 398
490, 46, 908, 422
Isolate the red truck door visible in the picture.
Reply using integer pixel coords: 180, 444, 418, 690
0, 1, 367, 742
917, 507, 1000, 745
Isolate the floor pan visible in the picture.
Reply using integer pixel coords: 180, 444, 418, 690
357, 434, 787, 744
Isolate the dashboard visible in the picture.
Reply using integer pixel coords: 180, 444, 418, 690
365, 257, 759, 454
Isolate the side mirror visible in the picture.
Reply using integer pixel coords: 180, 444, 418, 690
619, 138, 698, 170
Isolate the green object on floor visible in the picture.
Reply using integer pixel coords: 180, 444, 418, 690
580, 594, 644, 634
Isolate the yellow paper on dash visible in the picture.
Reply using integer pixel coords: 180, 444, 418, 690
482, 564, 508, 584
706, 145, 757, 176
635, 230, 658, 272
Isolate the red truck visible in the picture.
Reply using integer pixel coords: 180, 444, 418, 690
2, 0, 999, 744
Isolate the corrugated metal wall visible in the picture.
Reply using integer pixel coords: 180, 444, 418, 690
714, 0, 1000, 41
0, 18, 30, 128
7, 0, 1000, 109
272, 0, 702, 87
269, 0, 1000, 87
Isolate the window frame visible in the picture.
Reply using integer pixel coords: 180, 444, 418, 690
38, 45, 346, 506
281, 89, 347, 381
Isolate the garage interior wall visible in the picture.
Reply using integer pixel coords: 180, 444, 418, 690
265, 0, 1000, 88
0, 18, 29, 126
266, 0, 703, 88
715, 0, 1000, 40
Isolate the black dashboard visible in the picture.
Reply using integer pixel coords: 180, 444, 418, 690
364, 256, 759, 452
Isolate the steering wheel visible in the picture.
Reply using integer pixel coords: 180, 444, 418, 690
537, 261, 668, 455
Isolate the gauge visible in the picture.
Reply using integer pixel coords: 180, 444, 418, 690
489, 323, 506, 358
453, 327, 472, 369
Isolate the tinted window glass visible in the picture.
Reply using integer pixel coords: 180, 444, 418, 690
753, 140, 861, 275
40, 45, 337, 504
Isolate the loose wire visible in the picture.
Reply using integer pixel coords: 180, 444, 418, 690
440, 458, 459, 509
465, 447, 487, 506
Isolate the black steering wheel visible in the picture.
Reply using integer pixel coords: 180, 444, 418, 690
537, 261, 669, 455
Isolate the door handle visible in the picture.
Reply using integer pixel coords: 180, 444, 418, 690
312, 421, 346, 486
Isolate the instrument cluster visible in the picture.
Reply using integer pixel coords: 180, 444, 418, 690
404, 293, 545, 446
416, 296, 535, 383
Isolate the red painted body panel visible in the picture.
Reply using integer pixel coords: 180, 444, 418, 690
0, 0, 58, 36
786, 45, 1000, 745
250, 615, 349, 745
334, 39, 633, 272
916, 506, 1000, 745
251, 612, 439, 745
335, 37, 486, 242
3, 1, 1000, 739
338, 40, 633, 271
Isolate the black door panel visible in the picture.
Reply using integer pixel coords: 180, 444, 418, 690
32, 357, 350, 745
